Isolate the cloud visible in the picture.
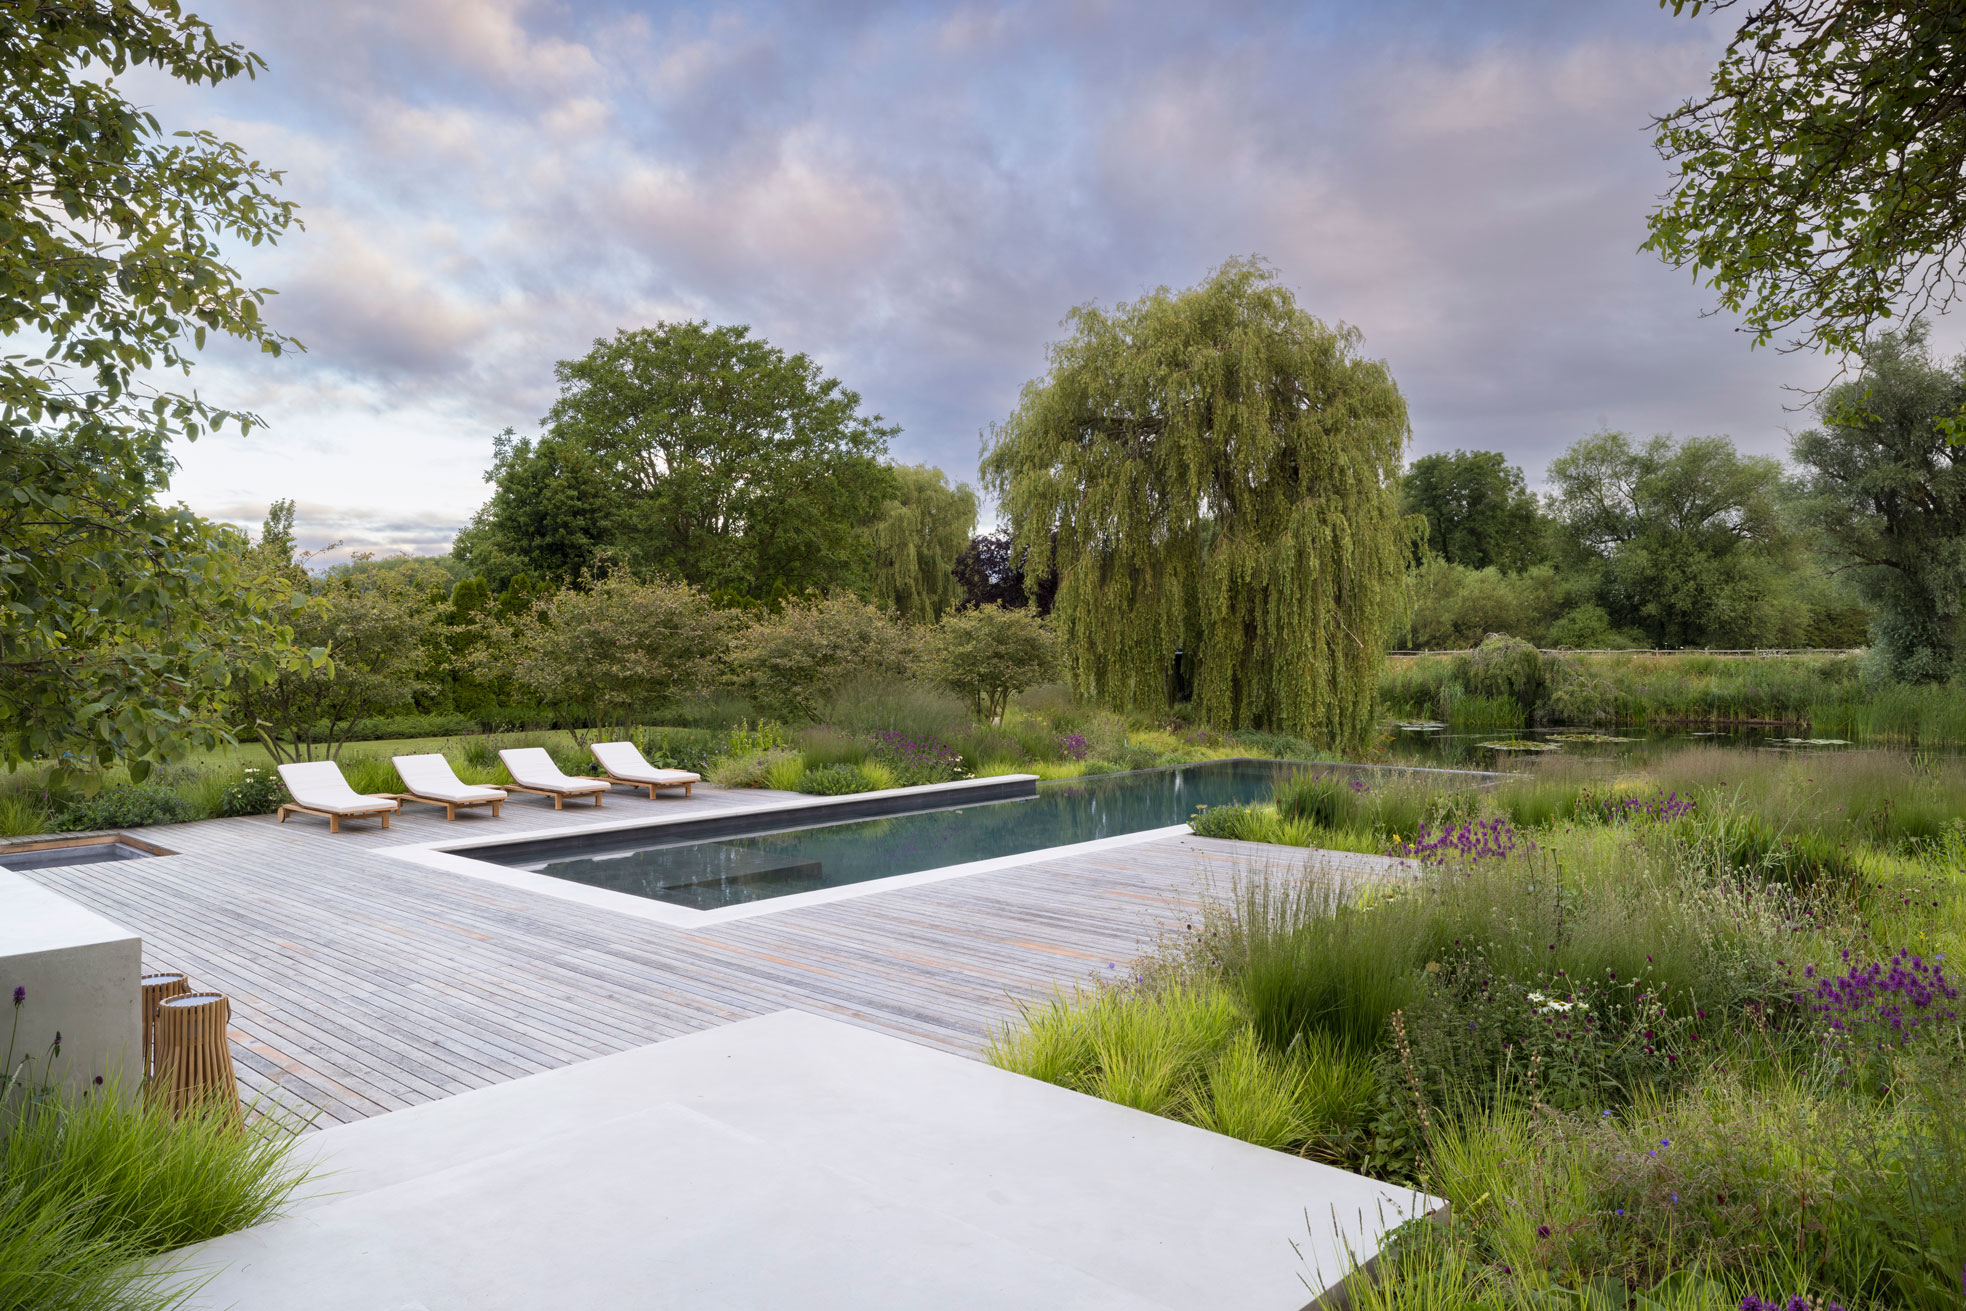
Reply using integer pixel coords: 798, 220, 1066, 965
157, 0, 1959, 551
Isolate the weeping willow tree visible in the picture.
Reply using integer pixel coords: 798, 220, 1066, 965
981, 259, 1412, 748
869, 464, 979, 623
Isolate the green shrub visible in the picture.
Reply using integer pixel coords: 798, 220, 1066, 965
217, 767, 286, 818
1453, 634, 1546, 719
1188, 803, 1269, 840
706, 747, 804, 789
54, 785, 196, 832
633, 728, 717, 774
725, 598, 924, 720
793, 763, 876, 795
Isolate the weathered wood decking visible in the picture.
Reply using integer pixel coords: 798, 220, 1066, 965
17, 785, 1389, 1126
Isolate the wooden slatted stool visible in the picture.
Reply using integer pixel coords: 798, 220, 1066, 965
152, 992, 240, 1119
140, 971, 190, 1080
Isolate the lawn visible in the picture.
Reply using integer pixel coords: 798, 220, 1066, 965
989, 746, 1966, 1308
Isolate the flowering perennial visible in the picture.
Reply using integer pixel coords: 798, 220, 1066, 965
1391, 816, 1526, 864
1802, 949, 1959, 1047
1600, 789, 1696, 823
869, 730, 966, 781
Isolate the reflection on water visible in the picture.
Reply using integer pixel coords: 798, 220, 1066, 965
519, 758, 1336, 911
1381, 723, 1851, 768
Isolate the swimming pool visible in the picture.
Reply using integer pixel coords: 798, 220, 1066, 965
468, 758, 1334, 911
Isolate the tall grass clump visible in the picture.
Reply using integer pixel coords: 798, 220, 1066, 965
995, 738, 1966, 1306
1210, 875, 1420, 1058
0, 1087, 310, 1311
987, 982, 1377, 1156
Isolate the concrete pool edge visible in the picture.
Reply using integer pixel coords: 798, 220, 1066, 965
438, 772, 1042, 866
388, 812, 1197, 927
383, 761, 1467, 928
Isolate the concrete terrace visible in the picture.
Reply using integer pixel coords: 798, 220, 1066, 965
14, 782, 1400, 1126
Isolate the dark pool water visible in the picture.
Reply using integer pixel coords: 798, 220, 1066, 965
494, 758, 1411, 911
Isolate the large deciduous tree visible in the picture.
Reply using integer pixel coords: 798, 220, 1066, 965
460, 428, 622, 586
869, 464, 978, 623
1401, 450, 1544, 571
0, 1, 308, 778
1791, 323, 1966, 683
536, 322, 897, 601
1647, 0, 1966, 357
982, 259, 1412, 747
1546, 431, 1804, 648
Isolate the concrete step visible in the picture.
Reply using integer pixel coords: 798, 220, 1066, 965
171, 1010, 1441, 1310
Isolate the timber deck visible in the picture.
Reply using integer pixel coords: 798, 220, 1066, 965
17, 784, 1401, 1127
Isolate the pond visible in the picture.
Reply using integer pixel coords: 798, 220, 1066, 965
1378, 722, 1863, 769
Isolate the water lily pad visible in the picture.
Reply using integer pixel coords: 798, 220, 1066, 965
1479, 739, 1562, 752
1548, 732, 1635, 743
1396, 721, 1448, 732
1767, 737, 1851, 747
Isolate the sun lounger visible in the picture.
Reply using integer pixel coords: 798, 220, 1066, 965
497, 747, 609, 810
275, 761, 400, 834
590, 741, 701, 799
390, 753, 508, 820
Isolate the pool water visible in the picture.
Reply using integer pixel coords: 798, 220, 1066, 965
492, 758, 1337, 911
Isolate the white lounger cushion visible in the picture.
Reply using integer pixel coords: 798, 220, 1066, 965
592, 741, 702, 784
277, 761, 401, 815
498, 747, 608, 793
392, 754, 507, 803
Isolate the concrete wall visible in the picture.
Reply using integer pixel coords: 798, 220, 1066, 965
0, 870, 142, 1099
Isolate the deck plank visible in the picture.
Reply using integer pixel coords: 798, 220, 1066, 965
17, 785, 1405, 1126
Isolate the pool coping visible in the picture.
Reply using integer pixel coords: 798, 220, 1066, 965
382, 773, 1137, 928
383, 758, 1501, 928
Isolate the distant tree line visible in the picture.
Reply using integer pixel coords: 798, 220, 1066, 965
1399, 323, 1966, 682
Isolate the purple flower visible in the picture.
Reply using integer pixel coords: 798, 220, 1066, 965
10, 985, 22, 1006
1535, 1224, 1551, 1239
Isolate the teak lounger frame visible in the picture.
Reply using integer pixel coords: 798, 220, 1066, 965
275, 801, 395, 834
501, 782, 606, 810
391, 792, 505, 821
600, 770, 695, 799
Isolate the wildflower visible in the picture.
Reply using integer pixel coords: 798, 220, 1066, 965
1536, 1224, 1551, 1239
11, 985, 21, 1006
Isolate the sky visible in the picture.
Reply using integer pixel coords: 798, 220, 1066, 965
143, 0, 1963, 559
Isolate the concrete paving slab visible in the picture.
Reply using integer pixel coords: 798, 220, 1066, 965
170, 1010, 1441, 1310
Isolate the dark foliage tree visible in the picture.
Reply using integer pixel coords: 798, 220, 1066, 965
1648, 0, 1966, 357
952, 529, 1057, 615
1401, 450, 1544, 571
1792, 323, 1966, 682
